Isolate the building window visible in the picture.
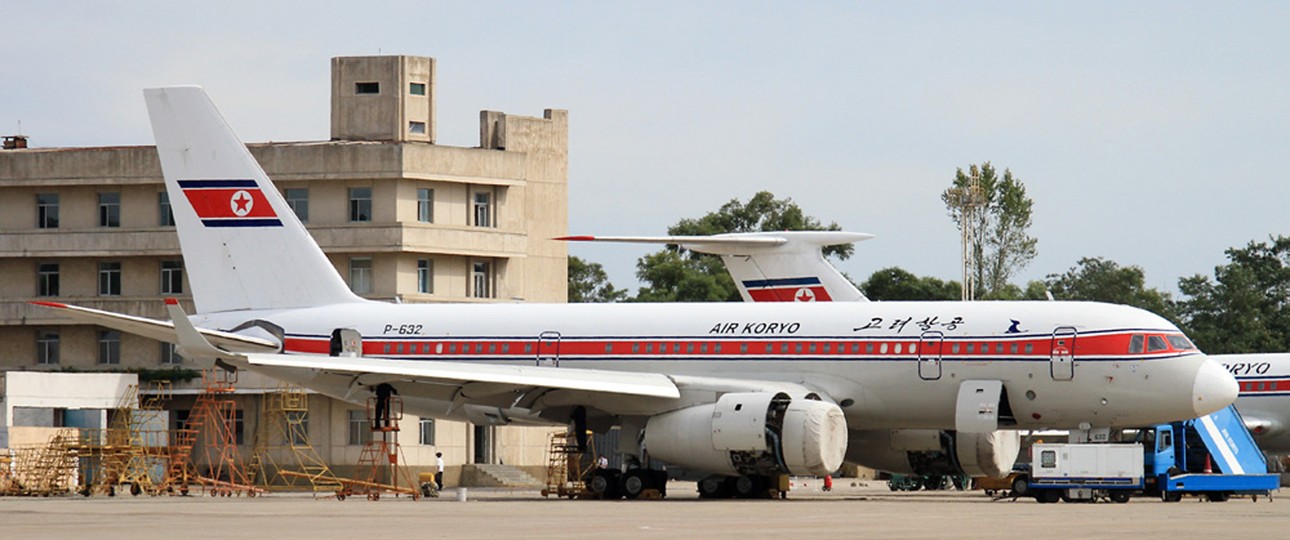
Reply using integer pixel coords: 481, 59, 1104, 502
284, 188, 309, 223
417, 259, 432, 294
159, 192, 175, 227
98, 330, 121, 365
417, 188, 433, 223
409, 121, 426, 135
99, 262, 122, 296
37, 263, 59, 297
160, 342, 181, 365
349, 257, 372, 294
410, 82, 426, 96
473, 191, 492, 227
37, 193, 59, 229
349, 187, 372, 222
472, 261, 492, 299
348, 409, 372, 445
355, 82, 380, 95
419, 418, 435, 445
161, 260, 184, 295
99, 192, 121, 227
37, 331, 59, 365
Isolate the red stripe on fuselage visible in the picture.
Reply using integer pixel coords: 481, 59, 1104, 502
279, 332, 1188, 360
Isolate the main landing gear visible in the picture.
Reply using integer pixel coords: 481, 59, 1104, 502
589, 468, 669, 500
697, 474, 785, 499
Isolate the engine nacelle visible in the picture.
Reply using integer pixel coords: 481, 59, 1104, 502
845, 429, 1021, 478
644, 392, 847, 477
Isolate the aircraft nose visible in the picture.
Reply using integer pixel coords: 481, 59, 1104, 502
1192, 359, 1238, 417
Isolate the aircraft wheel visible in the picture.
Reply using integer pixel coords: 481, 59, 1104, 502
622, 470, 649, 500
698, 476, 731, 499
733, 475, 767, 499
590, 470, 622, 500
130, 483, 142, 497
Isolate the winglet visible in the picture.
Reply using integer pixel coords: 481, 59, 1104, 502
165, 298, 241, 364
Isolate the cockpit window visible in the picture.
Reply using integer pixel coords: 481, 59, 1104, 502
1167, 335, 1196, 351
1129, 335, 1144, 354
1147, 335, 1168, 352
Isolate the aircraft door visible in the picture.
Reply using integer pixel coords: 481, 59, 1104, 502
330, 328, 362, 357
1050, 327, 1076, 381
536, 331, 561, 367
918, 331, 944, 380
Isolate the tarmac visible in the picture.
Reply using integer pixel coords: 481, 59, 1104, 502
2, 479, 1288, 540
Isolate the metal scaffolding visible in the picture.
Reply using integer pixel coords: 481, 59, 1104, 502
247, 384, 344, 494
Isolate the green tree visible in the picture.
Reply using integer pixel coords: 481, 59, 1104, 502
942, 162, 1037, 298
633, 191, 850, 302
861, 267, 960, 301
568, 255, 628, 303
1177, 236, 1290, 354
1043, 257, 1177, 321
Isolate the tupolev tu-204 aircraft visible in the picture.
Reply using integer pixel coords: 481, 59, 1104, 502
34, 86, 1239, 499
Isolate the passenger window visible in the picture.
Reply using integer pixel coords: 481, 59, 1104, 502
951, 343, 960, 354
809, 343, 818, 353
604, 344, 612, 353
1129, 335, 1144, 354
646, 344, 653, 353
1010, 343, 1018, 354
880, 343, 888, 354
894, 343, 903, 354
1025, 343, 1033, 354
866, 343, 874, 354
1147, 335, 1168, 352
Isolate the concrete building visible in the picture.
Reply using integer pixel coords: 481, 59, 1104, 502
0, 55, 569, 484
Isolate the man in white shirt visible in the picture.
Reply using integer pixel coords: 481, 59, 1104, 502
435, 452, 445, 490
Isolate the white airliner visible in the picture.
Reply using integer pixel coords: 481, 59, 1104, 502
34, 86, 1239, 499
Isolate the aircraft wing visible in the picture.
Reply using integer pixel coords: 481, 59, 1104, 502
241, 352, 680, 399
30, 301, 280, 352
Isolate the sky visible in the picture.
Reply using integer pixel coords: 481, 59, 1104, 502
5, 2, 1289, 297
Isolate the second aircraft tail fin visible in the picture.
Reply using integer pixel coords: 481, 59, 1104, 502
559, 231, 871, 302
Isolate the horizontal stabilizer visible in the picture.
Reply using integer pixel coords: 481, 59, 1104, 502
29, 301, 280, 352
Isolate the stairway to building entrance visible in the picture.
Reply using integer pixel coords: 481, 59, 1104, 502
462, 463, 544, 488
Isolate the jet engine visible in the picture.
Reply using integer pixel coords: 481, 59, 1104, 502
845, 429, 1021, 478
643, 392, 847, 477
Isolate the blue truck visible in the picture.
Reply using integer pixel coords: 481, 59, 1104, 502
1018, 405, 1279, 503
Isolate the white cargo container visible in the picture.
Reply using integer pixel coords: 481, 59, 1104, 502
1026, 443, 1144, 503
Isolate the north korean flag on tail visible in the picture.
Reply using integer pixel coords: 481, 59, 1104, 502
179, 179, 283, 227
742, 277, 833, 302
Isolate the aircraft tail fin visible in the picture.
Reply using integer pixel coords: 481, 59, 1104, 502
144, 86, 362, 313
559, 231, 871, 302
